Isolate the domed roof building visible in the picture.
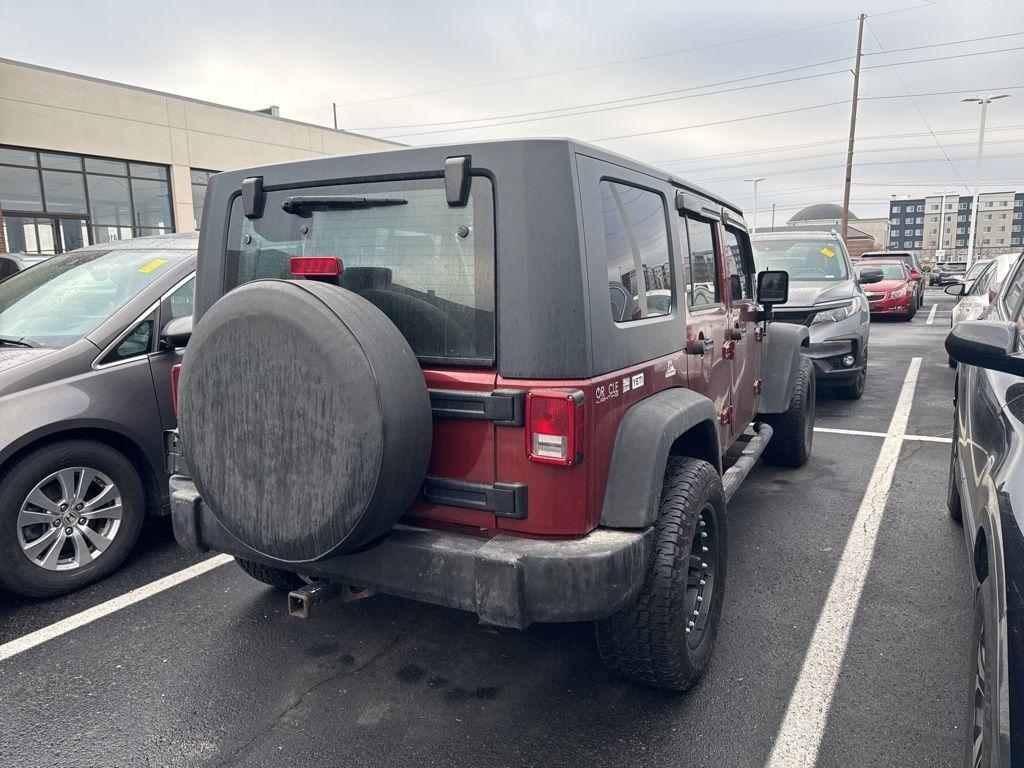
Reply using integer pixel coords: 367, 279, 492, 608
788, 203, 858, 224
758, 202, 890, 258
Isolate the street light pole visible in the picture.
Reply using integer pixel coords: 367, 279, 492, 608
745, 177, 765, 234
962, 93, 1009, 265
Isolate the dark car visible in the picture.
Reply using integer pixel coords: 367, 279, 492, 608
0, 233, 196, 597
0, 253, 50, 280
938, 261, 969, 285
860, 250, 925, 308
945, 249, 1024, 767
167, 138, 815, 691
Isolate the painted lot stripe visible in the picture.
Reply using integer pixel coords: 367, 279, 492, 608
926, 304, 939, 325
767, 357, 922, 768
0, 553, 233, 663
814, 426, 950, 443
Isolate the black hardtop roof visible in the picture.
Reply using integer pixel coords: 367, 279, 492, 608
207, 137, 744, 218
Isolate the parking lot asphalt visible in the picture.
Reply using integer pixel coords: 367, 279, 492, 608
0, 289, 973, 768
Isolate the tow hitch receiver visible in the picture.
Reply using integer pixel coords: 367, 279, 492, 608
287, 581, 374, 619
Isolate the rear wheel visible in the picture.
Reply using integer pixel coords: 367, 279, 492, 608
595, 457, 726, 691
761, 358, 815, 467
235, 558, 306, 590
0, 440, 145, 598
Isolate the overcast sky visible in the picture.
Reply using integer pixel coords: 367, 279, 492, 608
5, 0, 1024, 225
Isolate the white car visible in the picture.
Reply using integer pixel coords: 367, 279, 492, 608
946, 252, 1020, 366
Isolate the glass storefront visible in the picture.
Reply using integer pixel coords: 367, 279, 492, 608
190, 169, 216, 230
0, 146, 173, 254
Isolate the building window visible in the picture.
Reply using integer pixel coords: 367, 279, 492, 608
0, 144, 173, 254
915, 217, 923, 224
929, 204, 939, 211
1014, 225, 1022, 232
917, 205, 925, 212
892, 205, 902, 213
1016, 199, 1023, 207
903, 241, 913, 247
190, 169, 216, 229
960, 202, 969, 210
958, 215, 967, 221
601, 180, 672, 321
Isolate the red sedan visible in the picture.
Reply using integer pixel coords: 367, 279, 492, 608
854, 261, 917, 320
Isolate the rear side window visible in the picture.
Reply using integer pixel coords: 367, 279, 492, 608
681, 217, 720, 307
722, 228, 753, 300
600, 180, 672, 322
1003, 257, 1024, 316
226, 177, 495, 364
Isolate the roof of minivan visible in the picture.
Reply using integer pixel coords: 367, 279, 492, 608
76, 232, 199, 252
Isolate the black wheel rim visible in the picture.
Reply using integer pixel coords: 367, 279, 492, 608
685, 503, 719, 649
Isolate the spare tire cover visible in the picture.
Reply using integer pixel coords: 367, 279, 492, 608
179, 279, 432, 563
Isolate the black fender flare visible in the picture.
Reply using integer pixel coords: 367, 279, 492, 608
600, 388, 720, 529
757, 323, 810, 415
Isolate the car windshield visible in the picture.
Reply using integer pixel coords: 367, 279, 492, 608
857, 263, 905, 280
0, 248, 191, 348
964, 261, 989, 280
944, 262, 967, 271
752, 239, 848, 281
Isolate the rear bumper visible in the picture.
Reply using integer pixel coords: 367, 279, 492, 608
169, 475, 651, 630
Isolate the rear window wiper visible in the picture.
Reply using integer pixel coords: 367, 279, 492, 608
281, 196, 408, 216
0, 335, 40, 348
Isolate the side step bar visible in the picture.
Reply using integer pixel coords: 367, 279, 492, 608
721, 422, 773, 502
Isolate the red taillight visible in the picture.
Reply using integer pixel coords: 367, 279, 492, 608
290, 256, 342, 277
171, 364, 181, 417
526, 390, 584, 465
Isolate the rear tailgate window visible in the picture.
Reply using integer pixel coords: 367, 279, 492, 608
225, 177, 495, 365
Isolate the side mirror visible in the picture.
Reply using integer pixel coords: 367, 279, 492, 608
757, 270, 789, 306
857, 268, 884, 285
945, 321, 1024, 375
944, 283, 966, 296
160, 315, 193, 349
910, 269, 922, 280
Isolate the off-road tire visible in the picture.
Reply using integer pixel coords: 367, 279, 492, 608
761, 357, 815, 467
905, 303, 917, 321
595, 457, 726, 691
0, 440, 145, 598
235, 558, 306, 590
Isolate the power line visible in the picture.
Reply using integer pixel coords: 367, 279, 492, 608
378, 45, 1024, 140
358, 55, 855, 132
864, 19, 971, 190
330, 16, 865, 108
652, 124, 1024, 167
863, 84, 1024, 100
593, 101, 851, 142
358, 31, 1024, 133
693, 151, 1024, 184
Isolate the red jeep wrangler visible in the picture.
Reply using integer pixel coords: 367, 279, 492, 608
167, 139, 814, 691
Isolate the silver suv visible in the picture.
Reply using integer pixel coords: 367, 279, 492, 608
752, 230, 875, 400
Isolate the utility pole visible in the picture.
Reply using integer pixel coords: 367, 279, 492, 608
771, 203, 776, 229
962, 93, 1009, 265
332, 102, 339, 130
745, 177, 765, 234
841, 13, 866, 245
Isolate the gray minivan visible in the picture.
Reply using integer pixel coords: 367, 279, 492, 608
752, 230, 876, 399
0, 233, 196, 597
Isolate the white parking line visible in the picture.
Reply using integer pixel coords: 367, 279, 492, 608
814, 426, 951, 443
926, 304, 939, 325
767, 357, 922, 768
0, 553, 233, 663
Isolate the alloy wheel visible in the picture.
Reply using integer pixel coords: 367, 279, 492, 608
16, 467, 123, 572
971, 616, 988, 768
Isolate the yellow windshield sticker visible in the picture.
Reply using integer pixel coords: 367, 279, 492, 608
820, 247, 835, 258
138, 258, 168, 274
